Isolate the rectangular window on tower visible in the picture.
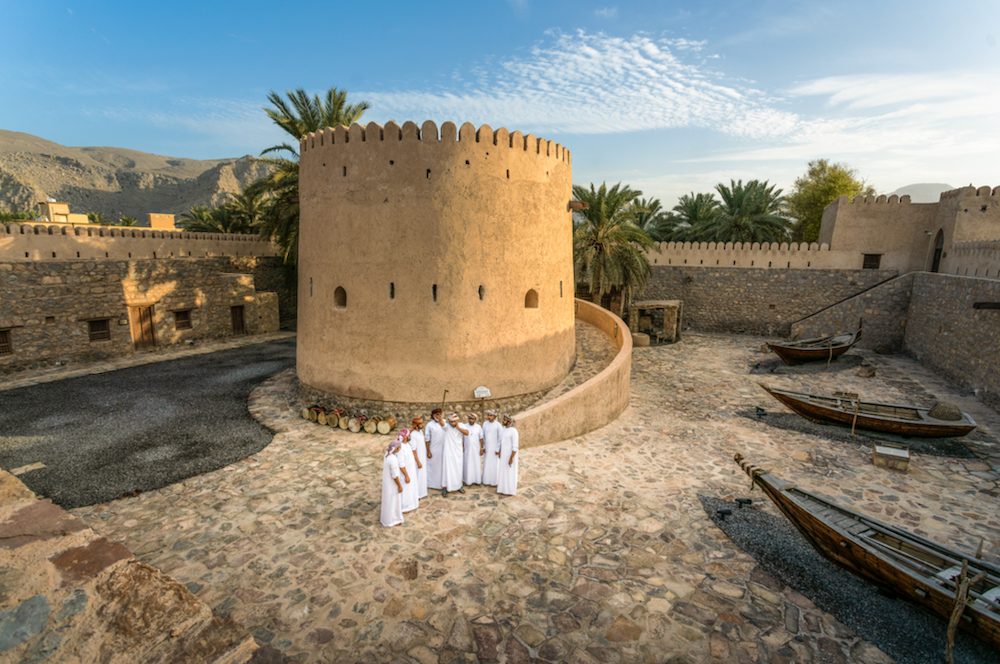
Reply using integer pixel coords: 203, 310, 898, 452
0, 329, 11, 355
862, 254, 882, 270
87, 319, 111, 342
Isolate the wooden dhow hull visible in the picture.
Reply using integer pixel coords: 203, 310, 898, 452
733, 455, 1000, 650
767, 323, 863, 365
759, 384, 976, 438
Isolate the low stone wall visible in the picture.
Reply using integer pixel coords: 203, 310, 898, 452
0, 258, 279, 372
515, 299, 632, 447
905, 273, 1000, 409
640, 266, 897, 336
790, 274, 914, 352
0, 469, 257, 662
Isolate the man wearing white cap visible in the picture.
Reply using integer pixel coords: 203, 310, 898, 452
425, 408, 445, 491
442, 412, 468, 495
481, 409, 502, 487
463, 413, 484, 485
497, 414, 519, 496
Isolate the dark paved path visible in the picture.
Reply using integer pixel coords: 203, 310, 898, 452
0, 338, 295, 508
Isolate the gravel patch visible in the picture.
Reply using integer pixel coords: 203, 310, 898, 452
701, 494, 997, 664
0, 338, 295, 508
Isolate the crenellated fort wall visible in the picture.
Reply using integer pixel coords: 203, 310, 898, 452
648, 186, 1000, 279
0, 222, 277, 262
297, 120, 576, 404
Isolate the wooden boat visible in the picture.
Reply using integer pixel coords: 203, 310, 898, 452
767, 321, 863, 365
733, 454, 1000, 649
759, 384, 976, 438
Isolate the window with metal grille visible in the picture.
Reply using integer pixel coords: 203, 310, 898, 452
88, 319, 111, 341
0, 329, 11, 355
862, 253, 882, 270
174, 309, 192, 330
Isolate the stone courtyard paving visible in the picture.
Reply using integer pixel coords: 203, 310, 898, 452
72, 333, 1000, 663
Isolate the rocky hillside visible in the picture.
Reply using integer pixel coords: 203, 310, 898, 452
0, 130, 271, 223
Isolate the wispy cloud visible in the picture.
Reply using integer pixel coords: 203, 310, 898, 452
359, 30, 798, 138
594, 7, 618, 19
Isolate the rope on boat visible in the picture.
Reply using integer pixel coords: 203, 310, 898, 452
733, 454, 767, 491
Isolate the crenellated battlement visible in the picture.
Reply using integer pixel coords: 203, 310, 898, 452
656, 241, 831, 252
844, 194, 912, 205
299, 120, 571, 164
0, 221, 277, 262
2, 222, 265, 243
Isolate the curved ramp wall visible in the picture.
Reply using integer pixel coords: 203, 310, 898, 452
297, 121, 576, 403
515, 299, 632, 447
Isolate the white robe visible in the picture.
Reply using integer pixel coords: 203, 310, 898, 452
482, 420, 502, 486
410, 429, 428, 498
400, 441, 419, 513
425, 420, 445, 490
463, 423, 484, 485
497, 426, 519, 496
380, 453, 404, 527
442, 423, 465, 492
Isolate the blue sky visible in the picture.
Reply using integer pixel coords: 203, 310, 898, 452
2, 0, 998, 204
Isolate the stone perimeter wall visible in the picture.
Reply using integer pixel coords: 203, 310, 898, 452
0, 258, 280, 372
515, 299, 632, 448
640, 266, 898, 337
794, 273, 1000, 410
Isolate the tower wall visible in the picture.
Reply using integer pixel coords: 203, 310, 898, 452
297, 121, 576, 403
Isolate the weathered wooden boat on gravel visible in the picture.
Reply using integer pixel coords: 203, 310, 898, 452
766, 321, 863, 365
733, 454, 1000, 649
759, 384, 977, 438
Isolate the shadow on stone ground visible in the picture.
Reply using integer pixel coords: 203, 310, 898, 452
700, 495, 996, 664
749, 353, 867, 376
735, 409, 983, 458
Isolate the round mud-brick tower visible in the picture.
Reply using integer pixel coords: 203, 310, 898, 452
297, 120, 576, 404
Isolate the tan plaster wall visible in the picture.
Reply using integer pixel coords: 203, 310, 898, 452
515, 299, 632, 447
0, 222, 277, 261
819, 195, 938, 272
296, 121, 576, 403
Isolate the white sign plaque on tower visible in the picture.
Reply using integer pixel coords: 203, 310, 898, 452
474, 385, 492, 399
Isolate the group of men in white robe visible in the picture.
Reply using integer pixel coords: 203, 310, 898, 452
381, 408, 520, 528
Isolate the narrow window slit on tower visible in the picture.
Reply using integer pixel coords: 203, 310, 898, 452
334, 286, 347, 309
343, 166, 347, 176
426, 169, 432, 179
478, 285, 485, 300
390, 282, 395, 299
432, 284, 438, 302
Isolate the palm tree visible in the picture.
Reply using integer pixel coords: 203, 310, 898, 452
177, 205, 251, 234
117, 215, 138, 227
632, 197, 674, 241
685, 180, 791, 243
87, 211, 106, 225
668, 192, 720, 241
572, 182, 654, 315
254, 87, 370, 264
224, 185, 267, 230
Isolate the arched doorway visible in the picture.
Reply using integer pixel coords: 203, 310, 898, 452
930, 229, 944, 272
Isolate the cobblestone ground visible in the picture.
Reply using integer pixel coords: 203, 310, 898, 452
72, 334, 1000, 663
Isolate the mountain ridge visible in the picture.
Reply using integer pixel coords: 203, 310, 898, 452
0, 129, 270, 223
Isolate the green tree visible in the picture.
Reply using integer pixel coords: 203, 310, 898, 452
666, 192, 721, 241
632, 197, 677, 242
786, 159, 875, 242
572, 182, 654, 314
87, 211, 107, 225
177, 205, 251, 233
224, 184, 268, 230
254, 87, 370, 264
0, 209, 35, 222
685, 179, 791, 244
117, 215, 138, 227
